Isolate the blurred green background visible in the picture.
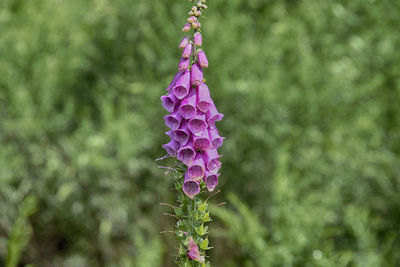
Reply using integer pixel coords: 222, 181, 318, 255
1, 0, 400, 266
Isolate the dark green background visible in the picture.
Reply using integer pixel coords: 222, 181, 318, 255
1, 0, 400, 266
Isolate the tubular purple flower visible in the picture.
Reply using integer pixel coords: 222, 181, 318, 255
166, 72, 183, 92
191, 62, 203, 86
177, 139, 196, 165
203, 149, 222, 174
197, 50, 209, 68
179, 36, 190, 49
182, 23, 191, 32
196, 83, 212, 113
187, 236, 205, 263
209, 127, 224, 149
178, 88, 197, 119
182, 179, 200, 199
182, 43, 193, 59
187, 154, 205, 181
178, 57, 190, 72
160, 93, 178, 113
173, 70, 191, 100
172, 120, 190, 145
193, 131, 211, 150
193, 32, 202, 46
162, 140, 180, 157
164, 113, 182, 130
203, 172, 219, 192
188, 113, 207, 136
206, 102, 224, 128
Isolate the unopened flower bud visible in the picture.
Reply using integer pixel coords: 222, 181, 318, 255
202, 4, 208, 9
191, 62, 203, 86
179, 36, 190, 49
197, 50, 208, 68
188, 11, 194, 16
192, 6, 197, 11
201, 0, 206, 3
188, 16, 197, 23
182, 43, 193, 59
192, 22, 201, 29
193, 32, 202, 46
178, 57, 190, 71
182, 23, 191, 32
197, 3, 202, 7
194, 10, 201, 16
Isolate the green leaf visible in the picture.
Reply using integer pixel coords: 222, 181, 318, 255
195, 224, 206, 235
200, 238, 209, 250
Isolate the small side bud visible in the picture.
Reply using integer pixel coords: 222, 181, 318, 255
188, 11, 194, 16
179, 36, 190, 49
202, 4, 208, 9
182, 23, 191, 32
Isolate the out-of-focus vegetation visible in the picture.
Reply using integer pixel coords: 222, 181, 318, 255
1, 0, 400, 266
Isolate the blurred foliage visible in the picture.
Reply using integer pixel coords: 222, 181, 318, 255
0, 0, 400, 266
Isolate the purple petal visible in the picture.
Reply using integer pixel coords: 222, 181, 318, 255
206, 102, 224, 127
162, 140, 180, 157
188, 113, 207, 136
191, 62, 203, 86
177, 139, 196, 165
208, 128, 224, 149
203, 149, 222, 173
187, 154, 205, 181
187, 236, 205, 262
173, 70, 191, 100
178, 88, 197, 119
182, 23, 191, 32
193, 131, 211, 150
161, 93, 177, 113
178, 57, 190, 72
203, 172, 219, 191
197, 50, 208, 68
166, 72, 183, 92
196, 83, 212, 113
182, 180, 200, 199
164, 113, 182, 130
193, 32, 202, 47
182, 43, 193, 59
172, 120, 190, 145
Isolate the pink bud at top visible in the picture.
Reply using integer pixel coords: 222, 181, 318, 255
162, 139, 180, 157
196, 83, 212, 113
186, 236, 205, 262
179, 36, 190, 49
187, 154, 205, 181
182, 179, 200, 199
172, 120, 190, 145
208, 127, 224, 149
197, 50, 208, 68
188, 113, 207, 136
173, 70, 190, 99
203, 171, 219, 192
164, 112, 182, 130
191, 62, 203, 86
193, 32, 202, 46
206, 102, 224, 128
178, 57, 190, 72
182, 43, 193, 59
182, 23, 191, 32
177, 139, 196, 165
178, 88, 197, 119
203, 149, 222, 174
188, 16, 197, 23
